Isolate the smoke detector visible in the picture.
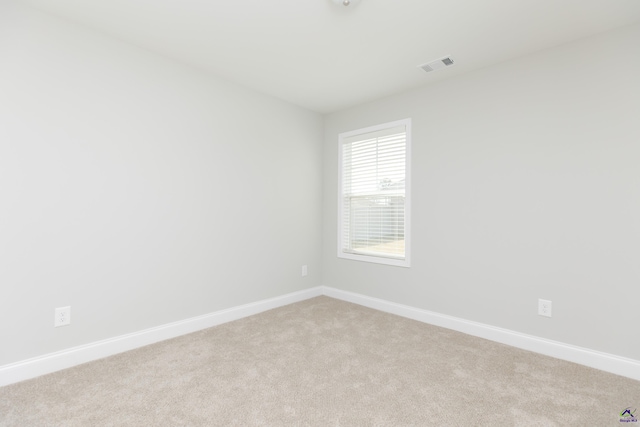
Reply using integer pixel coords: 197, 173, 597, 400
419, 56, 456, 73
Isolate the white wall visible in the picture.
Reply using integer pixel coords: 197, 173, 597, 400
0, 3, 323, 366
2, 1, 638, 375
323, 24, 640, 361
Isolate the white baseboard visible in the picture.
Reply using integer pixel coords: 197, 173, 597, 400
322, 286, 640, 381
3, 285, 638, 387
0, 287, 323, 387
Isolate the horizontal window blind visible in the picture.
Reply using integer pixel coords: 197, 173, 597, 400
341, 124, 407, 260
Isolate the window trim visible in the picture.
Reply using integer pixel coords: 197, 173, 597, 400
337, 118, 411, 268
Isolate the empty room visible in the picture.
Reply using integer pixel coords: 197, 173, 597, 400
1, 0, 639, 425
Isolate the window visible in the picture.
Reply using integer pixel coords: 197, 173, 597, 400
338, 118, 411, 267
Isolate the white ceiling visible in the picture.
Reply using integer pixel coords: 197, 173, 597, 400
22, 0, 640, 114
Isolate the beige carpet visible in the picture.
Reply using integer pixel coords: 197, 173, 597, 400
1, 296, 638, 426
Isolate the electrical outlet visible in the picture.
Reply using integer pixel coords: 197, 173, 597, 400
301, 265, 308, 277
54, 306, 71, 327
538, 299, 552, 317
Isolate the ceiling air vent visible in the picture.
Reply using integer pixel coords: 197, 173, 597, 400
419, 56, 456, 73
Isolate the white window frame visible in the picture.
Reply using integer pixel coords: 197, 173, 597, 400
337, 118, 411, 268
